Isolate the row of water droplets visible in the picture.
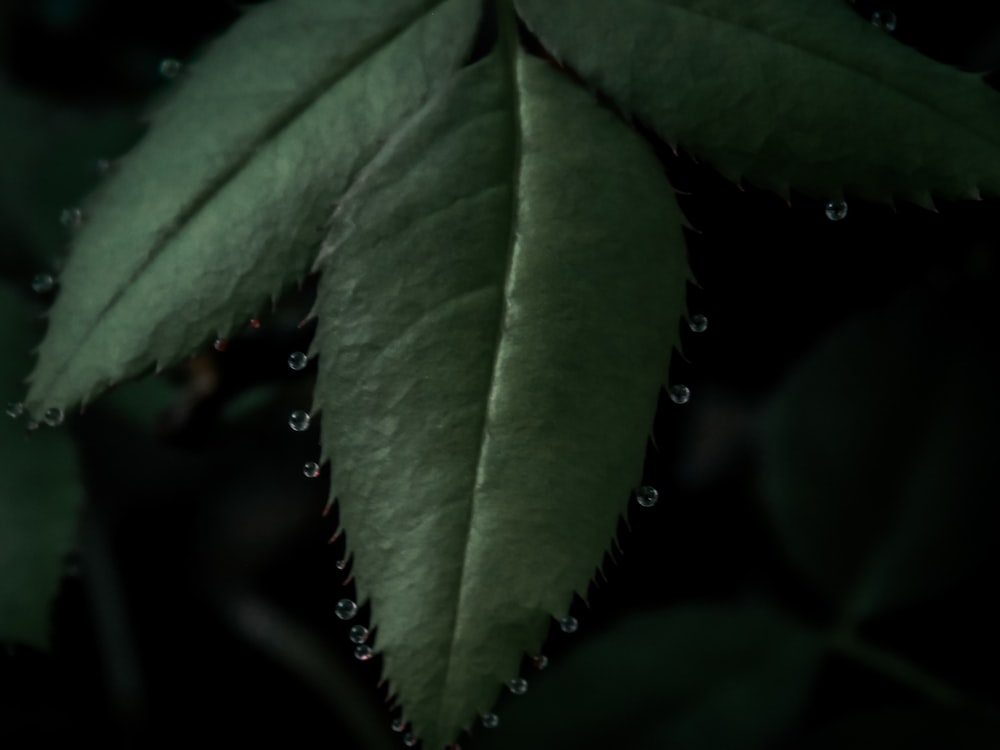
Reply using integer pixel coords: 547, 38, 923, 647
210, 316, 317, 476
15, 62, 179, 427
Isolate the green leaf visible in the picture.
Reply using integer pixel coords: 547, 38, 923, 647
312, 37, 688, 749
24, 0, 481, 417
760, 281, 1000, 623
0, 284, 83, 649
478, 604, 821, 750
515, 0, 1000, 205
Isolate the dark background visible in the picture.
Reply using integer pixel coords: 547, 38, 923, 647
1, 1, 999, 748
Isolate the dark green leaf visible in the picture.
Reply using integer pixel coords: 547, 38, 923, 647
24, 0, 481, 417
516, 0, 1000, 205
312, 39, 688, 747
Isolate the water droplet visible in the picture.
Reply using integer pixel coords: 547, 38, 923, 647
59, 207, 84, 228
559, 616, 578, 634
288, 410, 311, 432
6, 402, 24, 419
668, 384, 691, 405
43, 408, 64, 427
335, 559, 347, 571
31, 273, 55, 294
349, 625, 369, 644
303, 461, 321, 478
871, 9, 897, 32
825, 199, 848, 221
213, 338, 228, 352
288, 351, 309, 371
402, 733, 417, 747
96, 158, 112, 175
335, 598, 357, 620
354, 644, 373, 661
391, 718, 406, 733
507, 677, 528, 695
688, 314, 708, 333
532, 654, 549, 670
481, 713, 500, 729
249, 318, 261, 329
159, 58, 182, 79
635, 485, 659, 508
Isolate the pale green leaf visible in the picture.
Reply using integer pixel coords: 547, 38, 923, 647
24, 0, 481, 417
0, 284, 83, 649
515, 0, 1000, 205
478, 604, 821, 750
760, 281, 1000, 623
312, 37, 688, 747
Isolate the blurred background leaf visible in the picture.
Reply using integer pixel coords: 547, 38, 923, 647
759, 279, 1000, 624
0, 281, 82, 648
476, 604, 821, 750
0, 74, 139, 274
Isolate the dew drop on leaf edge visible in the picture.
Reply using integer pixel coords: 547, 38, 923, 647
59, 207, 84, 228
288, 410, 311, 432
688, 313, 708, 333
31, 273, 55, 294
507, 677, 528, 695
560, 616, 579, 634
43, 408, 64, 427
635, 485, 659, 508
288, 351, 308, 371
6, 402, 24, 419
668, 384, 691, 405
354, 644, 373, 661
335, 598, 357, 621
391, 718, 406, 733
871, 9, 897, 32
403, 733, 417, 747
481, 713, 500, 729
303, 461, 320, 478
825, 199, 848, 221
159, 58, 182, 79
532, 654, 549, 670
349, 625, 369, 644
213, 338, 228, 352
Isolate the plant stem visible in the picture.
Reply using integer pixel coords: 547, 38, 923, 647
829, 629, 966, 707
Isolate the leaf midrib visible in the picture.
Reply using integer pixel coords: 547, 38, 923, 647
434, 22, 525, 731
36, 0, 451, 400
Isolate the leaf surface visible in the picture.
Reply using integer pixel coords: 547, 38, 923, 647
478, 604, 821, 750
760, 280, 1000, 623
312, 40, 688, 748
0, 285, 83, 649
515, 0, 1000, 205
24, 0, 480, 417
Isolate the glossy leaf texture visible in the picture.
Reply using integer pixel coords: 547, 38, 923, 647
23, 0, 481, 417
515, 0, 1000, 205
310, 38, 688, 748
0, 284, 83, 649
760, 279, 1000, 624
